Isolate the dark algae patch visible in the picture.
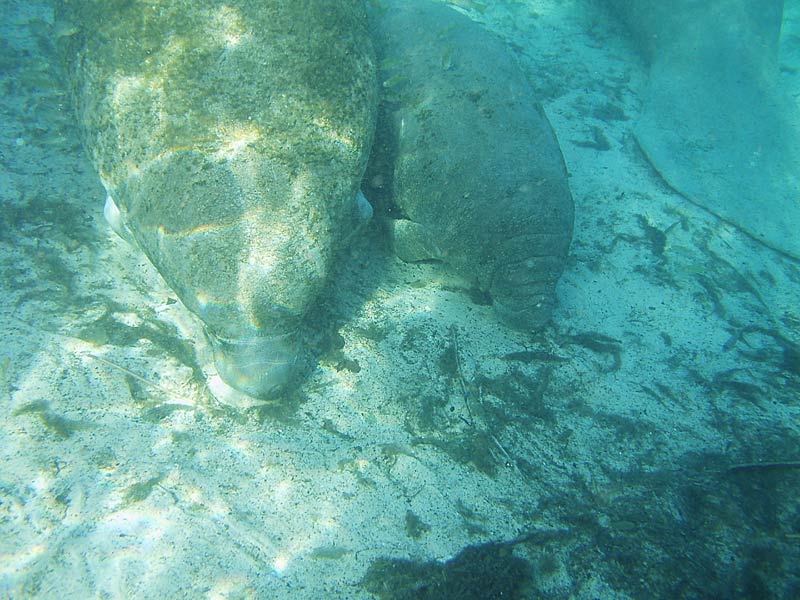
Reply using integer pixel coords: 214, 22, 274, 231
361, 539, 531, 600
121, 475, 164, 506
13, 400, 92, 439
405, 509, 430, 539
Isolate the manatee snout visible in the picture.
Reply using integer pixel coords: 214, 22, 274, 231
208, 331, 299, 400
489, 253, 570, 331
491, 289, 557, 332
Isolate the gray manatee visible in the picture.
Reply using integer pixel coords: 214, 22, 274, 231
55, 1, 377, 398
367, 1, 574, 330
607, 0, 800, 259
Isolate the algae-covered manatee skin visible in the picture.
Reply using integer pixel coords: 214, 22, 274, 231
55, 1, 378, 397
367, 0, 573, 331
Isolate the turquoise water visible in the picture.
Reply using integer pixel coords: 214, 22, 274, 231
1, 1, 799, 598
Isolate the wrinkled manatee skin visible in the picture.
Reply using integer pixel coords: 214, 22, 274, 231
55, 1, 377, 398
367, 1, 573, 330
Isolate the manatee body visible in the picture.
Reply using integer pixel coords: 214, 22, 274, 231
367, 1, 573, 330
56, 1, 377, 398
607, 0, 800, 259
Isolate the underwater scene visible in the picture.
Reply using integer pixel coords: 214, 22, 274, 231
1, 0, 799, 598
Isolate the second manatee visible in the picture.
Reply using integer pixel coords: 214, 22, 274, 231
367, 1, 573, 330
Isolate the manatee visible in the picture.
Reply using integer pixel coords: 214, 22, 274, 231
55, 1, 377, 398
366, 1, 574, 330
607, 0, 800, 259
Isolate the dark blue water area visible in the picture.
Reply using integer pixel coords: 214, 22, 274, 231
0, 1, 799, 599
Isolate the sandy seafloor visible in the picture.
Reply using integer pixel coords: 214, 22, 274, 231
2, 1, 800, 598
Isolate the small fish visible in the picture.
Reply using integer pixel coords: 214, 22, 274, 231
52, 20, 79, 39
441, 46, 454, 71
382, 73, 408, 89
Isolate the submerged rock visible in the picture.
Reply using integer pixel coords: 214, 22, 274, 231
367, 0, 574, 330
55, 0, 378, 398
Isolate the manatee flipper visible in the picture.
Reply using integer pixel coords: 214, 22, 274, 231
56, 1, 377, 398
367, 0, 573, 330
391, 220, 444, 263
608, 0, 800, 259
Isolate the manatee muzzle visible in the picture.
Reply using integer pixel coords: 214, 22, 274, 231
207, 330, 300, 400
